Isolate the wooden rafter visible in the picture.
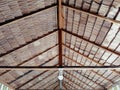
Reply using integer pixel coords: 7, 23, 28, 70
63, 3, 120, 25
65, 71, 95, 89
62, 29, 120, 56
0, 29, 57, 57
37, 72, 58, 89
8, 56, 58, 84
74, 70, 106, 89
15, 64, 58, 89
49, 81, 58, 90
63, 56, 113, 86
16, 71, 48, 89
53, 83, 59, 90
0, 0, 120, 90
63, 44, 120, 76
63, 81, 78, 90
27, 71, 57, 89
0, 44, 58, 77
64, 75, 85, 89
42, 79, 58, 89
0, 4, 57, 26
63, 55, 114, 84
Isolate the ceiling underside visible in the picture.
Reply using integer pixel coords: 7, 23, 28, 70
0, 0, 120, 90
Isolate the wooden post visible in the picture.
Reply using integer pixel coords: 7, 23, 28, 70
58, 0, 64, 67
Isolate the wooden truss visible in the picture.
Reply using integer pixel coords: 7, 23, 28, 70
0, 0, 120, 90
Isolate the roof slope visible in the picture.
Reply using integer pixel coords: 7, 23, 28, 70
0, 0, 120, 90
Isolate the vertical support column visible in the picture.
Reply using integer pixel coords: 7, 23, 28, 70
57, 0, 63, 67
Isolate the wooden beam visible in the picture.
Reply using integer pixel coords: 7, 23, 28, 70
63, 3, 120, 25
74, 70, 106, 89
58, 0, 63, 67
46, 80, 58, 89
15, 64, 58, 89
58, 29, 63, 67
63, 43, 120, 76
0, 29, 57, 57
0, 66, 119, 70
0, 44, 58, 76
63, 81, 78, 90
16, 71, 48, 89
62, 29, 120, 57
91, 70, 114, 84
65, 71, 95, 89
0, 4, 57, 26
63, 55, 114, 84
27, 71, 57, 89
64, 76, 85, 89
8, 55, 58, 84
63, 55, 110, 87
33, 72, 57, 89
58, 0, 64, 29
0, 65, 120, 70
63, 44, 104, 65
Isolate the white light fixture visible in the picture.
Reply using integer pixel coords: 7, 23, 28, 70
58, 68, 63, 80
58, 68, 64, 90
58, 75, 63, 80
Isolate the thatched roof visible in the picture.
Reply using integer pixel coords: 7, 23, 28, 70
0, 0, 120, 90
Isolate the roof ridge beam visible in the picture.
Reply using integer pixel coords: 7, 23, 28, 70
58, 0, 63, 67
